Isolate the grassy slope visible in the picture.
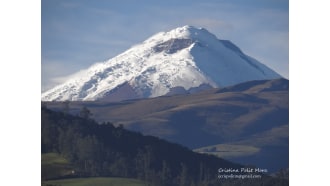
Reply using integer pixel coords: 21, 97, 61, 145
42, 153, 145, 186
42, 177, 145, 186
42, 153, 69, 164
42, 153, 74, 180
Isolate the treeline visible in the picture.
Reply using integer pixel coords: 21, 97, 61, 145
41, 105, 288, 186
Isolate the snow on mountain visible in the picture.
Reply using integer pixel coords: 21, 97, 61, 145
41, 25, 281, 101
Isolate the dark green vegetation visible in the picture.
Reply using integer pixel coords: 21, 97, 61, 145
42, 107, 238, 185
42, 105, 288, 186
42, 153, 74, 180
44, 78, 289, 172
42, 153, 145, 186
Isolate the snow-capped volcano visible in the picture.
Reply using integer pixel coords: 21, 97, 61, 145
42, 25, 281, 101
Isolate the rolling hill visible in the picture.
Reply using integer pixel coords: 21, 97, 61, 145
44, 78, 288, 172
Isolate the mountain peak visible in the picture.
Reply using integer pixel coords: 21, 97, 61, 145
144, 25, 218, 46
172, 25, 206, 36
42, 26, 281, 101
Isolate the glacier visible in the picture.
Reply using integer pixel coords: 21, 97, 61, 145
41, 25, 281, 101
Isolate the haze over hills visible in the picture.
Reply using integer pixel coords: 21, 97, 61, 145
41, 25, 281, 101
44, 78, 289, 172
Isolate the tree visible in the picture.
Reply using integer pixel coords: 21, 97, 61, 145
109, 154, 131, 177
41, 111, 59, 152
179, 163, 188, 186
76, 135, 102, 176
160, 160, 172, 186
135, 146, 154, 183
58, 126, 79, 162
198, 162, 212, 186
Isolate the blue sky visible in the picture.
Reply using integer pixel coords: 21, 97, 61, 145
42, 0, 288, 92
